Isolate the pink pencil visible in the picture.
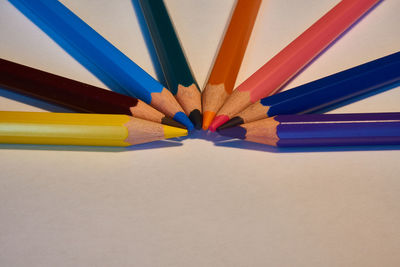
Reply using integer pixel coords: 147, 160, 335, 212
209, 0, 380, 131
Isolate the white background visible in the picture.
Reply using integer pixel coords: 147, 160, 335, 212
1, 0, 400, 266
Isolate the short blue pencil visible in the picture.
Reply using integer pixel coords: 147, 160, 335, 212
9, 0, 193, 130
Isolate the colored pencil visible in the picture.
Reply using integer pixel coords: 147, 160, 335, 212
0, 58, 185, 128
219, 52, 400, 130
9, 0, 194, 130
217, 113, 400, 147
201, 0, 261, 130
0, 111, 187, 147
139, 0, 202, 129
209, 0, 380, 131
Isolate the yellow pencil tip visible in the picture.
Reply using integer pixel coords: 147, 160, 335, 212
202, 111, 216, 130
163, 125, 188, 139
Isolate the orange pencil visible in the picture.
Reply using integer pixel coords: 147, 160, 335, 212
202, 0, 262, 130
209, 0, 380, 131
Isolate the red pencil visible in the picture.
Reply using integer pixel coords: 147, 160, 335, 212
209, 0, 380, 131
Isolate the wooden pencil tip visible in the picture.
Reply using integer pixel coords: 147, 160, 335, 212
209, 115, 230, 132
217, 116, 244, 130
202, 111, 216, 130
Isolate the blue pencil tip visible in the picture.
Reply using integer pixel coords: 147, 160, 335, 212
173, 112, 194, 131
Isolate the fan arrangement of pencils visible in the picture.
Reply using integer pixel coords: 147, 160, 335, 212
1, 0, 399, 148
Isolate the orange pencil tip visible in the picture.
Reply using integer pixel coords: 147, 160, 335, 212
202, 111, 216, 130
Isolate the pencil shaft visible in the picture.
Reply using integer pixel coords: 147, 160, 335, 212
202, 0, 261, 129
275, 113, 400, 147
218, 113, 400, 147
139, 0, 202, 128
221, 52, 400, 128
265, 52, 400, 116
138, 0, 197, 94
210, 0, 379, 131
0, 58, 185, 128
206, 0, 261, 90
0, 111, 187, 146
10, 0, 161, 102
10, 0, 193, 129
238, 0, 381, 101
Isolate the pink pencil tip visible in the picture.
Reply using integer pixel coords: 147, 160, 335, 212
209, 115, 230, 132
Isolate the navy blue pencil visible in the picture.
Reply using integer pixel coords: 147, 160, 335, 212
219, 52, 400, 130
217, 113, 400, 147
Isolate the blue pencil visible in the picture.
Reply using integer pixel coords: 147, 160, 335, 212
219, 51, 400, 130
218, 113, 400, 147
10, 0, 194, 130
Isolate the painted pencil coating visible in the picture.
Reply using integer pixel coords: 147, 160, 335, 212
139, 0, 202, 129
265, 52, 400, 116
238, 0, 381, 101
10, 0, 160, 102
10, 0, 193, 130
0, 112, 131, 146
210, 0, 380, 131
138, 0, 197, 94
220, 51, 400, 129
0, 112, 188, 147
205, 0, 262, 93
218, 113, 400, 147
275, 113, 400, 147
202, 0, 261, 129
0, 58, 184, 128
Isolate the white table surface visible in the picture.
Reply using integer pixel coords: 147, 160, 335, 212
1, 0, 400, 266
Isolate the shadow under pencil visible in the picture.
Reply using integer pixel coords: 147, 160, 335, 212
176, 129, 233, 143
214, 139, 400, 153
0, 140, 183, 152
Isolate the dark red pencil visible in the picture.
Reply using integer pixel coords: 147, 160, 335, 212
0, 58, 184, 128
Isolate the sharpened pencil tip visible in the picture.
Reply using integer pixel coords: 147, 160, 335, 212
209, 115, 230, 132
189, 109, 202, 130
202, 111, 216, 130
173, 111, 194, 131
217, 126, 247, 140
217, 116, 244, 130
162, 125, 188, 139
161, 116, 186, 129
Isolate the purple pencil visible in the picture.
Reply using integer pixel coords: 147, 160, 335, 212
217, 113, 400, 147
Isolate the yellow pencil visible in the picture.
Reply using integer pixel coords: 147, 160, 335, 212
0, 111, 187, 146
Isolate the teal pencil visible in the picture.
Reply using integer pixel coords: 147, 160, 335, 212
139, 0, 202, 129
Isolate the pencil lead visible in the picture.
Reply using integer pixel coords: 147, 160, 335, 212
161, 117, 186, 129
217, 126, 246, 140
202, 111, 215, 130
209, 115, 230, 132
217, 116, 244, 130
188, 109, 202, 130
162, 125, 188, 139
